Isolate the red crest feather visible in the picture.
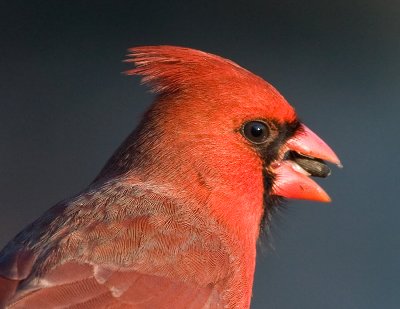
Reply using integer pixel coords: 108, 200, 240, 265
125, 45, 296, 123
125, 45, 253, 94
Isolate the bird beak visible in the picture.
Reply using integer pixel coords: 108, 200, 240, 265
270, 124, 341, 202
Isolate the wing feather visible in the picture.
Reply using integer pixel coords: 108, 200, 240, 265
1, 182, 230, 308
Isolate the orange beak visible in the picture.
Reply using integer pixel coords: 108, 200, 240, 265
270, 124, 341, 202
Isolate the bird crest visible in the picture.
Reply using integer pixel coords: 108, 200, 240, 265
125, 45, 254, 94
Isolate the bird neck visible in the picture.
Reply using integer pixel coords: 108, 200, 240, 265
131, 135, 264, 308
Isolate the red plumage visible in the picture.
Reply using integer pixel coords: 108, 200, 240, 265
0, 46, 340, 308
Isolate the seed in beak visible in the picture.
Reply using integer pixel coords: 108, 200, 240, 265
288, 151, 331, 178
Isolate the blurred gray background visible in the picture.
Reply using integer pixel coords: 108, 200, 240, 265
0, 1, 398, 308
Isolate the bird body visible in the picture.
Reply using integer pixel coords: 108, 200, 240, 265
0, 46, 340, 308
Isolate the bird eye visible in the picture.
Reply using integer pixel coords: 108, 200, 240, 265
242, 121, 270, 144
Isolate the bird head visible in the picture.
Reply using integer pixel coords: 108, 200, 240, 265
103, 46, 341, 236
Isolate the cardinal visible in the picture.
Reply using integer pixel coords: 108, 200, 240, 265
0, 46, 340, 308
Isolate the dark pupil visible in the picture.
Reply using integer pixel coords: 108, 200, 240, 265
243, 121, 269, 144
251, 124, 264, 137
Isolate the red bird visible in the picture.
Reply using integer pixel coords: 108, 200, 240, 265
0, 46, 340, 308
